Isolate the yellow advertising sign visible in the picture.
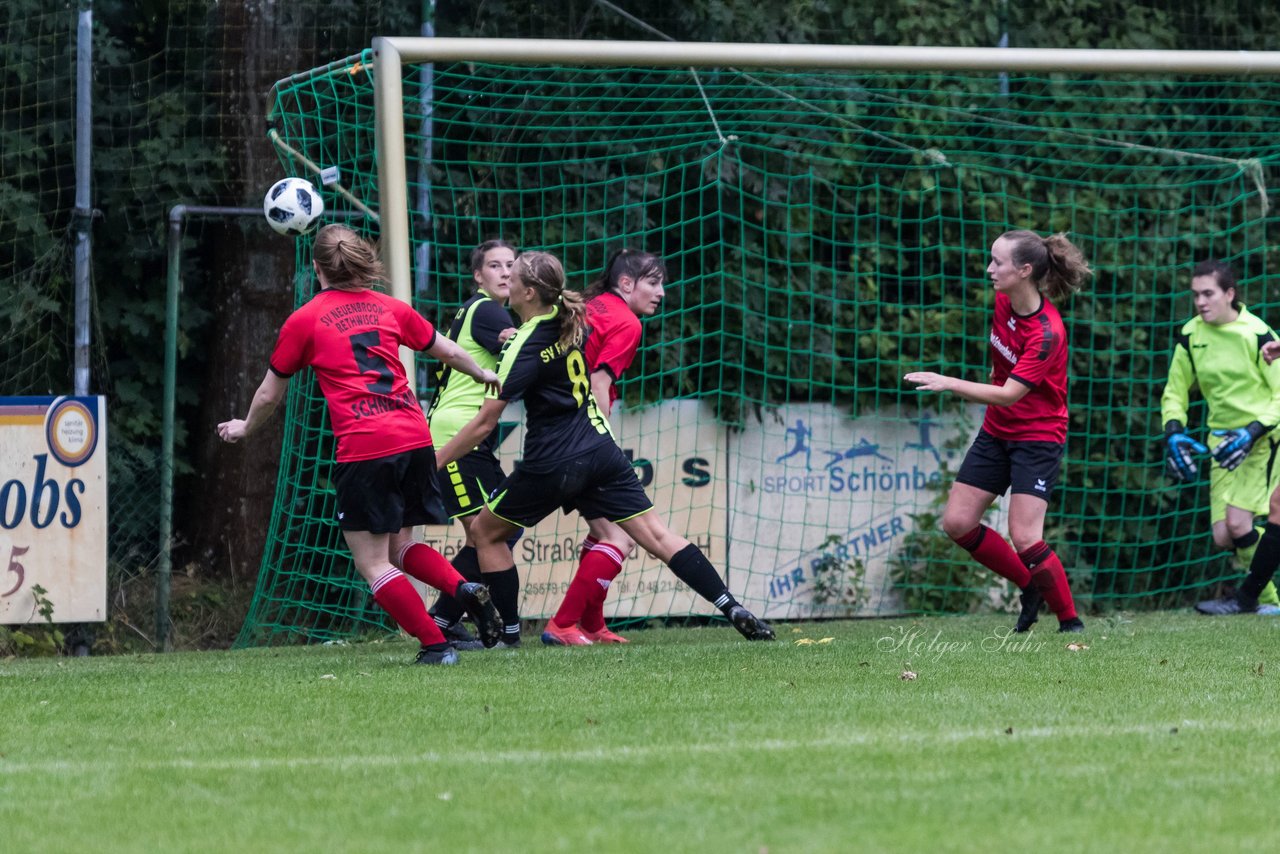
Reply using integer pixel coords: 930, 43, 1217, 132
0, 396, 107, 624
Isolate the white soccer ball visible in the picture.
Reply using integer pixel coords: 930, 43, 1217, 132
263, 177, 323, 236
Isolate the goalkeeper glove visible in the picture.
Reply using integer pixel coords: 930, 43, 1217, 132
1164, 421, 1208, 483
1212, 421, 1269, 471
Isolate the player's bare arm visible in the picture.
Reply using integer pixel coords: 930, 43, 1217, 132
218, 370, 289, 443
428, 335, 502, 395
904, 372, 1030, 407
589, 368, 613, 417
435, 397, 508, 469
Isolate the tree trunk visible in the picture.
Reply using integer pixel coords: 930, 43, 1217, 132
178, 0, 311, 583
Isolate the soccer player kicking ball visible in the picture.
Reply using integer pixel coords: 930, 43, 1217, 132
1198, 335, 1280, 616
434, 251, 775, 647
906, 229, 1092, 633
218, 224, 503, 664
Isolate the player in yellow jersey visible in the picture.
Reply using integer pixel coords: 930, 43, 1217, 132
1161, 261, 1280, 612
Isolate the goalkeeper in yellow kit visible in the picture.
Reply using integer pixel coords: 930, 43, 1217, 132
1161, 260, 1280, 609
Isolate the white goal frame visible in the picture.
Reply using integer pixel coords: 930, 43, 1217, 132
370, 37, 1280, 384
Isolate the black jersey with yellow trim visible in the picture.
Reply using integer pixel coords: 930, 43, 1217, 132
493, 305, 613, 470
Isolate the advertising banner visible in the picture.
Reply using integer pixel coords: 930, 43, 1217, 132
728, 404, 1001, 618
417, 400, 998, 620
0, 396, 108, 624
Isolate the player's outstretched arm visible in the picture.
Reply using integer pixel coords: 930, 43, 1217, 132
904, 372, 1029, 407
427, 335, 501, 395
218, 370, 289, 443
435, 398, 508, 469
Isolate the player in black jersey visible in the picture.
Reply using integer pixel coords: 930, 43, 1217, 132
435, 251, 774, 646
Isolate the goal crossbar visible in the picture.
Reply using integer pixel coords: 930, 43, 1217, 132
370, 37, 1280, 382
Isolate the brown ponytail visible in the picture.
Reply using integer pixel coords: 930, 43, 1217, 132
513, 251, 587, 350
1001, 229, 1092, 302
313, 224, 384, 291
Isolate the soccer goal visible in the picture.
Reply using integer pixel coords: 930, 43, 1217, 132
238, 38, 1280, 645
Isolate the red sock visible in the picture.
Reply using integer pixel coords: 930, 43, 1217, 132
578, 542, 626, 633
549, 537, 606, 629
1018, 542, 1077, 621
953, 525, 1032, 588
371, 568, 446, 646
397, 542, 465, 596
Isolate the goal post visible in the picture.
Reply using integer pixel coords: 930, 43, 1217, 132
373, 38, 1280, 312
239, 38, 1280, 645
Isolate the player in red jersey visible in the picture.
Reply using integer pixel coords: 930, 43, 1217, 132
542, 249, 667, 645
217, 224, 502, 664
906, 229, 1092, 633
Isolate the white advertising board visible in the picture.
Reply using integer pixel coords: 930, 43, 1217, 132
419, 398, 725, 618
0, 396, 108, 624
728, 404, 1001, 618
418, 400, 1000, 620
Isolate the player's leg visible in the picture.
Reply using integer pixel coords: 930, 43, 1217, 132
332, 451, 455, 663
578, 517, 633, 641
1218, 505, 1278, 603
570, 442, 772, 640
550, 516, 632, 643
942, 432, 1043, 630
1199, 482, 1280, 615
941, 482, 1030, 585
1217, 443, 1280, 605
390, 525, 501, 650
387, 447, 477, 598
345, 529, 456, 665
424, 512, 487, 648
616, 510, 773, 640
425, 453, 497, 641
471, 466, 554, 647
1005, 440, 1080, 632
1005, 494, 1077, 632
468, 509, 523, 646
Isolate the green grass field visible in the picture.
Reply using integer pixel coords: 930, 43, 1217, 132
1, 612, 1276, 853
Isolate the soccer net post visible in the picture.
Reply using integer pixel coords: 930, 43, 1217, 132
239, 38, 1280, 645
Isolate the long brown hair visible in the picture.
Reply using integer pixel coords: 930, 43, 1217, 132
313, 224, 384, 291
584, 248, 667, 300
1001, 230, 1092, 302
513, 251, 586, 350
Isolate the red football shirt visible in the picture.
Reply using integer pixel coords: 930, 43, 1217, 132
584, 291, 642, 407
982, 291, 1069, 443
269, 288, 437, 462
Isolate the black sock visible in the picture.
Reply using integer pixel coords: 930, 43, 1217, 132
485, 565, 521, 635
667, 544, 738, 614
1241, 522, 1280, 602
430, 546, 482, 625
1233, 529, 1260, 552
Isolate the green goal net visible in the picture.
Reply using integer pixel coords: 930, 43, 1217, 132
237, 48, 1280, 645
